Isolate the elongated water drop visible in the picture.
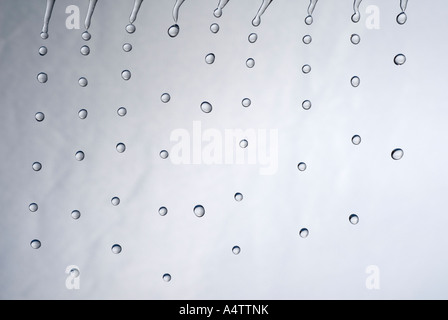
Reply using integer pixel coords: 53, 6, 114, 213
129, 0, 144, 24
397, 0, 408, 23
84, 0, 98, 30
214, 0, 230, 18
172, 0, 186, 23
305, 0, 318, 25
351, 0, 363, 23
252, 0, 273, 27
41, 0, 55, 39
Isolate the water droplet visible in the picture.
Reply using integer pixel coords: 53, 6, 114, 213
40, 32, 48, 40
242, 98, 251, 108
111, 197, 120, 206
159, 207, 168, 216
193, 205, 205, 217
80, 45, 90, 56
305, 15, 313, 25
111, 244, 122, 254
214, 0, 230, 18
121, 70, 131, 81
29, 203, 38, 212
232, 246, 241, 255
116, 143, 126, 153
234, 193, 243, 202
252, 0, 273, 27
302, 35, 312, 44
71, 210, 81, 220
70, 268, 80, 278
160, 150, 169, 159
351, 0, 362, 23
299, 228, 309, 238
391, 148, 404, 160
161, 93, 171, 103
75, 151, 85, 161
37, 72, 48, 83
168, 24, 180, 38
78, 77, 88, 87
35, 112, 45, 122
38, 46, 48, 56
351, 76, 360, 88
239, 139, 248, 149
205, 53, 215, 65
246, 58, 255, 68
297, 162, 307, 171
210, 23, 220, 34
302, 100, 312, 110
30, 239, 41, 249
32, 162, 42, 172
78, 109, 88, 119
163, 273, 172, 282
126, 23, 136, 34
82, 31, 91, 41
350, 34, 360, 45
352, 135, 361, 145
396, 12, 407, 25
394, 54, 406, 65
122, 43, 133, 52
248, 33, 258, 43
200, 101, 213, 113
117, 107, 127, 117
349, 214, 359, 225
302, 64, 311, 74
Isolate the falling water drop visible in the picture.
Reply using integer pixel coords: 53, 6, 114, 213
168, 24, 180, 38
305, 15, 313, 25
160, 150, 169, 159
111, 244, 122, 254
397, 0, 408, 24
173, 0, 186, 23
121, 70, 131, 81
123, 43, 133, 52
350, 34, 361, 45
242, 98, 251, 108
200, 102, 213, 113
38, 46, 48, 56
352, 135, 361, 145
78, 77, 88, 87
71, 210, 81, 220
37, 72, 48, 83
214, 0, 230, 18
159, 207, 168, 216
248, 33, 258, 43
298, 162, 307, 171
40, 0, 55, 39
252, 0, 273, 27
246, 58, 255, 68
80, 45, 90, 56
29, 203, 38, 212
391, 148, 404, 160
351, 0, 363, 23
163, 273, 172, 282
161, 93, 171, 103
302, 64, 311, 74
35, 112, 45, 122
117, 107, 127, 117
75, 151, 85, 161
232, 246, 241, 255
116, 143, 126, 153
299, 228, 309, 238
349, 214, 359, 225
394, 54, 406, 65
82, 31, 91, 41
210, 23, 220, 34
32, 162, 42, 172
234, 193, 243, 202
30, 239, 42, 249
129, 0, 144, 24
302, 35, 312, 44
126, 24, 136, 34
193, 205, 205, 217
305, 0, 319, 25
351, 76, 360, 88
205, 53, 216, 64
84, 0, 98, 31
239, 139, 248, 149
78, 109, 88, 119
302, 100, 312, 110
111, 197, 120, 206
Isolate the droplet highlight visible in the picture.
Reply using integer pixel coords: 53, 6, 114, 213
200, 102, 213, 113
121, 70, 131, 81
302, 100, 312, 110
160, 150, 169, 159
117, 107, 127, 117
80, 45, 90, 56
163, 273, 172, 282
71, 210, 81, 220
246, 58, 255, 68
242, 98, 251, 108
193, 205, 205, 218
299, 228, 309, 238
234, 193, 243, 202
248, 33, 258, 44
239, 139, 248, 149
29, 203, 38, 212
210, 23, 220, 34
123, 43, 133, 52
205, 53, 216, 65
161, 93, 171, 103
111, 244, 122, 254
159, 207, 168, 216
302, 64, 311, 74
75, 151, 85, 161
302, 35, 312, 44
111, 197, 120, 206
349, 214, 359, 225
82, 31, 91, 41
38, 46, 48, 56
126, 23, 136, 34
298, 162, 307, 171
78, 77, 88, 87
30, 239, 42, 249
35, 112, 45, 122
32, 162, 42, 172
391, 148, 404, 160
78, 109, 88, 119
252, 0, 273, 27
116, 143, 126, 153
168, 24, 180, 38
394, 54, 406, 65
232, 246, 241, 255
352, 135, 361, 145
350, 34, 360, 45
37, 72, 48, 84
351, 76, 360, 88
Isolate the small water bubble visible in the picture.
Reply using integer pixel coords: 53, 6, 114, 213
232, 246, 241, 255
161, 93, 171, 103
78, 77, 88, 87
29, 203, 38, 212
351, 76, 360, 87
302, 64, 311, 74
117, 107, 127, 117
38, 46, 48, 56
82, 31, 91, 41
352, 135, 361, 145
75, 151, 85, 161
200, 101, 213, 113
349, 214, 359, 225
242, 98, 251, 108
78, 109, 88, 119
111, 197, 120, 206
126, 23, 136, 34
37, 72, 48, 83
248, 33, 258, 43
122, 43, 133, 52
391, 148, 404, 160
71, 210, 81, 220
163, 273, 172, 282
111, 244, 122, 254
234, 193, 243, 202
246, 58, 255, 68
210, 23, 220, 34
80, 45, 90, 56
302, 100, 312, 110
32, 162, 42, 172
394, 54, 406, 65
302, 35, 312, 44
205, 53, 216, 65
116, 143, 126, 153
40, 32, 48, 40
299, 228, 309, 238
350, 34, 361, 45
239, 139, 248, 149
305, 15, 313, 25
30, 239, 41, 249
168, 24, 180, 38
193, 205, 205, 217
159, 207, 168, 216
35, 112, 45, 122
160, 150, 169, 159
121, 70, 131, 81
297, 162, 307, 171
396, 12, 407, 25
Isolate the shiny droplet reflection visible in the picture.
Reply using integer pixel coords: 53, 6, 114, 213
302, 64, 311, 74
163, 273, 172, 282
29, 203, 38, 212
71, 210, 81, 220
193, 205, 205, 217
210, 23, 220, 34
80, 45, 90, 56
234, 193, 243, 202
111, 197, 120, 206
82, 31, 91, 41
200, 102, 213, 113
246, 58, 255, 68
302, 35, 312, 44
161, 93, 171, 103
122, 43, 132, 52
117, 107, 127, 117
35, 112, 45, 122
302, 100, 312, 110
394, 54, 406, 65
168, 24, 180, 38
350, 34, 360, 45
305, 15, 313, 25
37, 72, 48, 83
111, 244, 122, 254
239, 139, 248, 149
121, 70, 131, 81
160, 150, 169, 159
391, 148, 404, 160
32, 162, 42, 171
30, 239, 41, 249
40, 32, 48, 40
39, 46, 48, 56
126, 23, 136, 34
299, 228, 309, 238
78, 77, 88, 87
159, 207, 168, 216
232, 246, 241, 255
75, 151, 85, 161
116, 143, 126, 153
205, 53, 215, 64
349, 214, 359, 225
78, 109, 88, 119
242, 98, 251, 108
248, 33, 258, 43
298, 162, 307, 171
352, 135, 361, 145
396, 12, 407, 25
351, 76, 360, 87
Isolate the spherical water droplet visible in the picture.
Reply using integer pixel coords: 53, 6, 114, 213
117, 107, 127, 117
302, 100, 312, 110
37, 72, 48, 83
30, 239, 41, 249
205, 53, 215, 65
80, 45, 90, 56
116, 143, 126, 153
70, 268, 80, 278
126, 24, 136, 34
193, 205, 205, 218
396, 12, 407, 25
213, 7, 222, 18
248, 33, 258, 43
200, 102, 213, 113
163, 273, 172, 282
159, 207, 168, 216
32, 162, 42, 172
391, 148, 404, 160
160, 150, 169, 159
239, 139, 248, 149
29, 203, 38, 212
252, 16, 261, 27
234, 193, 243, 202
305, 15, 313, 25
394, 54, 406, 66
246, 58, 255, 68
121, 70, 131, 81
299, 228, 309, 238
232, 246, 241, 255
298, 162, 307, 171
111, 244, 122, 254
35, 112, 45, 122
161, 93, 171, 103
352, 135, 361, 145
351, 76, 360, 88
78, 109, 88, 119
75, 151, 85, 161
302, 64, 311, 74
38, 46, 48, 56
40, 32, 48, 40
82, 31, 91, 41
351, 13, 361, 23
350, 34, 361, 45
210, 23, 220, 34
168, 24, 180, 38
78, 77, 88, 87
242, 98, 251, 108
302, 35, 312, 44
111, 197, 120, 206
71, 210, 81, 220
349, 214, 359, 225
122, 43, 132, 52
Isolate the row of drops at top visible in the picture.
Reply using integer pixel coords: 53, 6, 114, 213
39, 0, 411, 40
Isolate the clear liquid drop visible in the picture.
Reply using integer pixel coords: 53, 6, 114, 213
248, 33, 258, 43
396, 12, 407, 25
349, 214, 359, 225
116, 143, 126, 153
111, 244, 122, 254
298, 162, 307, 171
39, 46, 48, 56
210, 23, 220, 34
172, 0, 186, 23
40, 0, 55, 39
160, 150, 169, 159
78, 77, 88, 87
82, 31, 91, 41
161, 93, 171, 103
30, 239, 42, 249
351, 0, 362, 23
71, 210, 81, 220
351, 76, 360, 87
32, 162, 42, 171
234, 193, 243, 202
129, 0, 144, 24
302, 64, 311, 74
232, 246, 241, 255
123, 43, 133, 52
78, 109, 88, 119
121, 70, 131, 81
111, 197, 120, 206
163, 273, 172, 282
302, 35, 312, 44
239, 139, 248, 148
350, 34, 360, 45
302, 100, 312, 110
242, 98, 251, 108
29, 203, 38, 212
159, 207, 168, 216
80, 45, 90, 56
205, 53, 216, 64
126, 23, 136, 34
75, 151, 85, 161
40, 32, 48, 40
394, 54, 406, 65
193, 205, 205, 217
168, 24, 180, 38
214, 0, 230, 18
299, 228, 309, 238
200, 102, 213, 113
305, 15, 313, 25
84, 0, 98, 30
352, 135, 361, 145
246, 58, 255, 68
35, 112, 45, 122
391, 148, 404, 160
252, 0, 273, 27
37, 72, 48, 83
117, 107, 127, 117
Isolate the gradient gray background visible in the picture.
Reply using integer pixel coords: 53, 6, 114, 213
1, 0, 447, 299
